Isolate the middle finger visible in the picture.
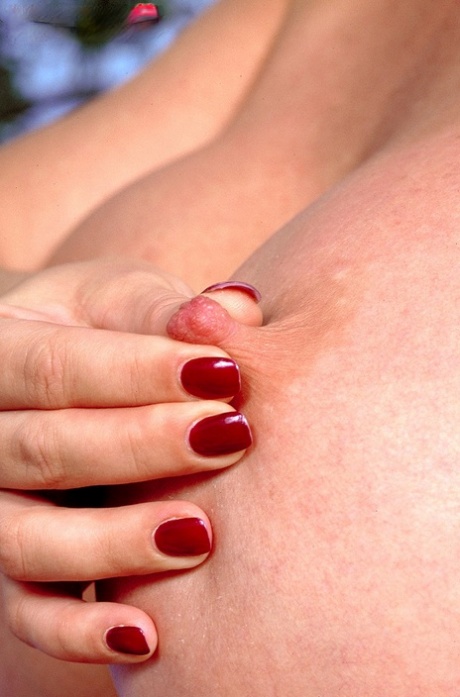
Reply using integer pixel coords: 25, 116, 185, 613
0, 402, 253, 489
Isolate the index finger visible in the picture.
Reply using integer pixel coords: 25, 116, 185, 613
0, 318, 239, 410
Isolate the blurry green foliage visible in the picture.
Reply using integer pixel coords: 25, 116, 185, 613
0, 62, 31, 125
75, 0, 131, 46
75, 0, 167, 46
0, 0, 169, 134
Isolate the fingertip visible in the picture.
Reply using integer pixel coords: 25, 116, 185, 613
104, 623, 157, 662
6, 579, 159, 664
99, 606, 158, 664
180, 356, 241, 400
153, 516, 212, 558
201, 281, 262, 304
200, 281, 263, 328
188, 411, 252, 458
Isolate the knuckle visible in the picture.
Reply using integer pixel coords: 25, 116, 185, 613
124, 354, 148, 403
122, 406, 184, 481
4, 586, 28, 640
101, 521, 146, 576
125, 432, 148, 481
22, 331, 68, 407
0, 515, 30, 580
141, 291, 185, 334
14, 415, 66, 489
122, 408, 161, 481
53, 602, 84, 656
100, 529, 125, 575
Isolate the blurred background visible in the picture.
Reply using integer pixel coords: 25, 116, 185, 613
0, 0, 214, 142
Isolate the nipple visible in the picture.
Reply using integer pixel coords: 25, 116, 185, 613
167, 295, 235, 345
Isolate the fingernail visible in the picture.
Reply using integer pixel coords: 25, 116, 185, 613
181, 357, 241, 399
105, 626, 151, 656
154, 517, 211, 557
201, 281, 261, 303
189, 412, 253, 457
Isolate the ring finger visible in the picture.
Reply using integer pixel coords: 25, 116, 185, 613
0, 494, 214, 582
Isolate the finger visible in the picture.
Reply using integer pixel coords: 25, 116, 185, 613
0, 402, 252, 489
69, 264, 263, 336
167, 290, 264, 346
106, 278, 264, 336
0, 259, 195, 335
0, 261, 263, 336
0, 319, 241, 409
0, 496, 214, 582
3, 578, 158, 664
201, 280, 263, 327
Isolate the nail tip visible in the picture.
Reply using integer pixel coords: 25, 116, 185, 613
181, 357, 241, 399
201, 281, 262, 303
105, 626, 151, 656
189, 411, 253, 457
154, 517, 212, 557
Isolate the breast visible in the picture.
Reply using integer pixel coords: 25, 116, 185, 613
104, 134, 460, 696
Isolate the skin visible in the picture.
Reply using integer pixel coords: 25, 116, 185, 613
3, 0, 460, 694
87, 0, 460, 694
0, 260, 260, 696
0, 0, 287, 269
105, 123, 460, 697
0, 1, 281, 691
48, 0, 460, 290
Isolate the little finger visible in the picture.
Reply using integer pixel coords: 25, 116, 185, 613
3, 577, 158, 664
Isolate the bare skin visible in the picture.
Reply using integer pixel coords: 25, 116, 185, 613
48, 0, 460, 290
3, 0, 460, 695
0, 0, 287, 269
0, 261, 260, 696
88, 1, 460, 695
104, 126, 460, 697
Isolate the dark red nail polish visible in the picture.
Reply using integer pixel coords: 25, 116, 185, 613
201, 281, 262, 303
181, 357, 241, 399
189, 412, 252, 457
105, 626, 150, 656
154, 517, 211, 557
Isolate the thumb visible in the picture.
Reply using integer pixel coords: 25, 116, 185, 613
200, 282, 263, 327
93, 276, 263, 337
0, 260, 196, 336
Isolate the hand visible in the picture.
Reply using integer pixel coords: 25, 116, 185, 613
0, 259, 261, 663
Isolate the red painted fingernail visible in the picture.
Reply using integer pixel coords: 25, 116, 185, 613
201, 281, 261, 303
105, 626, 151, 656
189, 412, 252, 457
181, 357, 241, 399
126, 3, 161, 26
154, 517, 211, 557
